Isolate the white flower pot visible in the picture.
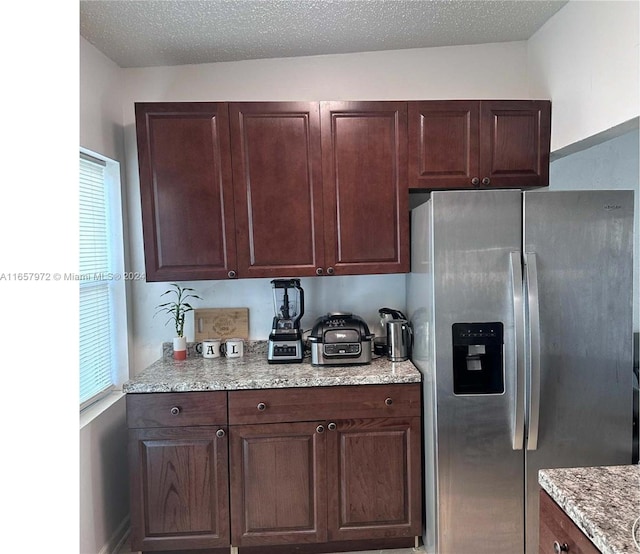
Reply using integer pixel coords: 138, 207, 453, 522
173, 336, 187, 360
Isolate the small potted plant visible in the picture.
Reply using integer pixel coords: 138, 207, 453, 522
155, 283, 201, 360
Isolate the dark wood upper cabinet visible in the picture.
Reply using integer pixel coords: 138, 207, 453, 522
409, 100, 551, 190
408, 100, 480, 189
480, 100, 551, 189
135, 102, 237, 281
135, 99, 550, 281
320, 101, 409, 275
229, 102, 325, 278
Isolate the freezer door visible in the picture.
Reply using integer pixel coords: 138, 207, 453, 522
430, 190, 525, 554
523, 190, 634, 554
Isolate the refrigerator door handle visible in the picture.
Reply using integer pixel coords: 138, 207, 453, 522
510, 252, 525, 450
525, 252, 541, 451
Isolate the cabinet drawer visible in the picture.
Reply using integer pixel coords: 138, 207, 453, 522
127, 391, 227, 428
539, 490, 600, 554
228, 383, 420, 425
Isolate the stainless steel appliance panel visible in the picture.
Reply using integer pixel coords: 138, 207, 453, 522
522, 190, 634, 554
430, 190, 524, 554
408, 198, 437, 552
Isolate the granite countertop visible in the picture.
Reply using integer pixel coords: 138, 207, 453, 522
539, 465, 640, 554
123, 341, 421, 393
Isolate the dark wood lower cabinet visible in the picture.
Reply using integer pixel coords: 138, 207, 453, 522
228, 384, 422, 552
539, 490, 600, 554
230, 421, 328, 547
128, 427, 230, 553
327, 417, 421, 542
128, 384, 422, 553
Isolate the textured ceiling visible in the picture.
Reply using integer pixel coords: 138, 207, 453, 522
80, 0, 568, 68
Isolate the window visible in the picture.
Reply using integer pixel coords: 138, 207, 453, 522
79, 150, 128, 409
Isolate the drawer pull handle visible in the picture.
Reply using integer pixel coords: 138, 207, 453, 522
216, 429, 226, 438
385, 397, 393, 406
482, 177, 491, 186
553, 542, 569, 553
257, 402, 266, 411
316, 425, 325, 433
170, 406, 181, 415
328, 422, 337, 431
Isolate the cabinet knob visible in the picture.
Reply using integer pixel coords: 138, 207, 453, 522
326, 267, 335, 275
471, 177, 480, 186
316, 267, 324, 276
228, 270, 237, 278
482, 177, 491, 186
553, 542, 569, 553
316, 424, 325, 433
385, 397, 393, 406
327, 422, 337, 431
257, 402, 266, 411
216, 428, 226, 438
170, 406, 181, 415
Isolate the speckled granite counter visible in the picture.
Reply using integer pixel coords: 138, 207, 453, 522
539, 465, 640, 554
123, 341, 421, 393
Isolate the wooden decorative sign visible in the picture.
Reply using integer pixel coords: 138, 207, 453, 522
194, 308, 249, 341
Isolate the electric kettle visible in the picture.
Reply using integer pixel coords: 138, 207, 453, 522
376, 307, 407, 355
386, 319, 412, 362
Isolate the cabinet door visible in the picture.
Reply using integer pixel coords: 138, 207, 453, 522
229, 421, 328, 546
320, 101, 409, 275
408, 100, 480, 189
326, 416, 422, 542
479, 100, 551, 189
539, 490, 600, 554
229, 102, 325, 278
135, 102, 237, 281
129, 427, 230, 552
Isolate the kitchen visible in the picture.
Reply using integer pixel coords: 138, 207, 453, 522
74, 1, 640, 554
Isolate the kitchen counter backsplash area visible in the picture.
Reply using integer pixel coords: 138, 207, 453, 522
539, 464, 640, 554
127, 340, 421, 393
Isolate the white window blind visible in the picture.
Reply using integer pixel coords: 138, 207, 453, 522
79, 153, 115, 406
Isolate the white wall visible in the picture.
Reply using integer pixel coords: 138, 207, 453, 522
79, 37, 130, 554
80, 398, 130, 554
527, 0, 640, 151
122, 41, 530, 102
80, 37, 126, 161
121, 41, 533, 373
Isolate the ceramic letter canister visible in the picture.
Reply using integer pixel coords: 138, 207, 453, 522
202, 338, 221, 359
222, 338, 244, 358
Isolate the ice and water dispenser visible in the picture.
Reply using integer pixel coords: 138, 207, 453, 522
452, 322, 504, 394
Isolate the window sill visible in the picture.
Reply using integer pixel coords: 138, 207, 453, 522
79, 390, 125, 429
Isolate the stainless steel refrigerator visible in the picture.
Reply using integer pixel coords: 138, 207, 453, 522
406, 189, 634, 554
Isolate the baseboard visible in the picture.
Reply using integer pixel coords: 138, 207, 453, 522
97, 515, 129, 554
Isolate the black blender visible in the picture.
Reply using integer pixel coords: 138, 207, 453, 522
267, 279, 304, 363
